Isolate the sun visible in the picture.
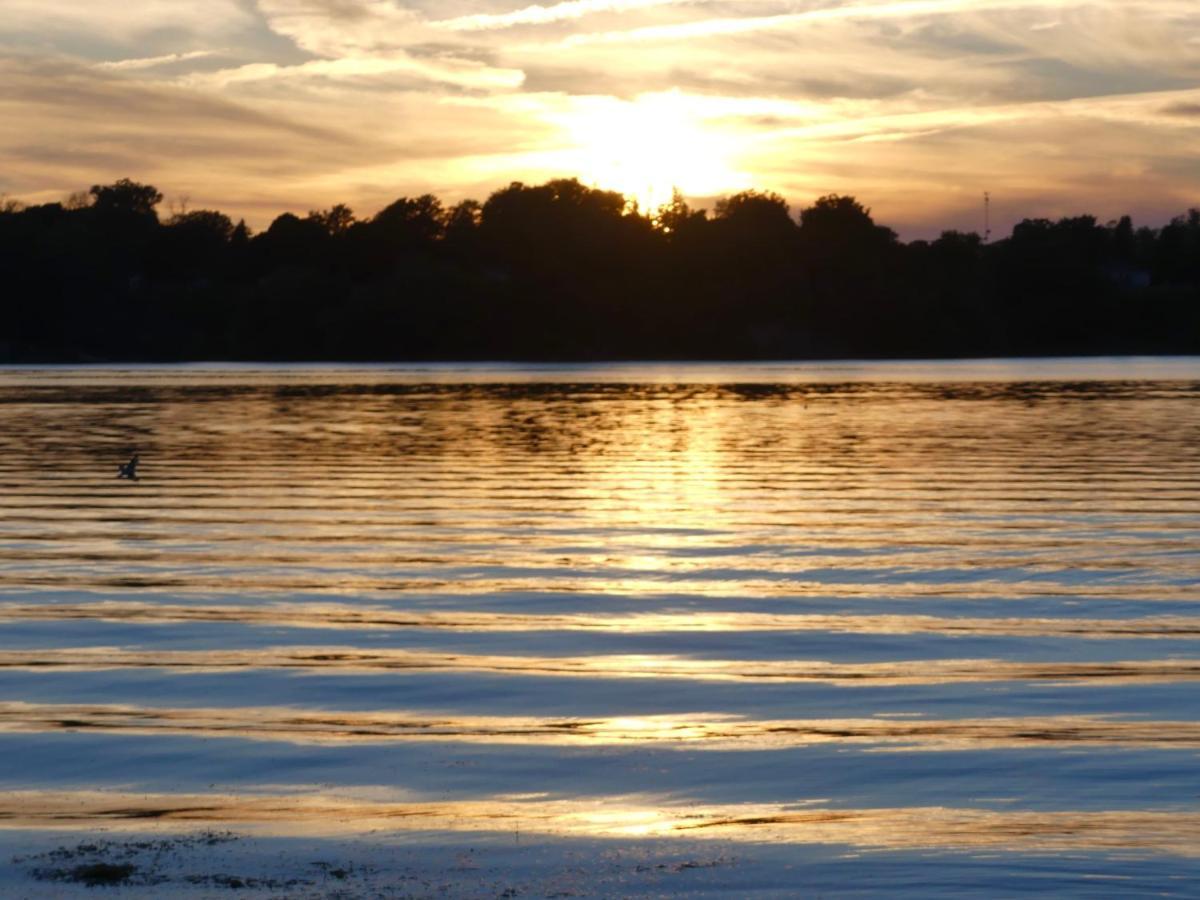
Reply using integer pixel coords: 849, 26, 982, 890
555, 90, 751, 211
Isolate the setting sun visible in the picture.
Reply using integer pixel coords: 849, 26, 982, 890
553, 91, 752, 211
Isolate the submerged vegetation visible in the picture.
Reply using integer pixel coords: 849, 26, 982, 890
1, 177, 1197, 361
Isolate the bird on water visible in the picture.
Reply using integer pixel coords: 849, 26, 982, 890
117, 453, 140, 481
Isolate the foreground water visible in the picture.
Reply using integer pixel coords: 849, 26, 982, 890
1, 358, 1198, 897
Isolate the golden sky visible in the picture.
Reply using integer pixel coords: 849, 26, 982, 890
2, 0, 1198, 236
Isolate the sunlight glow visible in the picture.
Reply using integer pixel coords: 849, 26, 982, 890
4, 0, 1199, 230
552, 92, 752, 210
8, 790, 1200, 855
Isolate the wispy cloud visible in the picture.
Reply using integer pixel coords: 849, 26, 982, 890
761, 86, 1200, 145
96, 50, 224, 71
182, 55, 525, 90
0, 0, 252, 41
254, 0, 425, 57
432, 0, 692, 32
563, 0, 1095, 45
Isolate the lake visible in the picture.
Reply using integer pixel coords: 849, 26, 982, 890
1, 358, 1198, 896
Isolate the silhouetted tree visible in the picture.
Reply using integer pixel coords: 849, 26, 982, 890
308, 204, 356, 236
89, 178, 163, 220
1155, 209, 1200, 285
231, 220, 251, 246
145, 210, 236, 284
793, 195, 902, 352
442, 199, 481, 243
714, 190, 793, 231
481, 178, 645, 274
373, 195, 443, 247
0, 175, 1197, 362
653, 189, 706, 239
169, 209, 235, 241
712, 190, 796, 263
798, 194, 895, 253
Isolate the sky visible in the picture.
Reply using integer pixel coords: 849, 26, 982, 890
1, 0, 1198, 237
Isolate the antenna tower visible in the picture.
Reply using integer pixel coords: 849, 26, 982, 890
984, 191, 991, 243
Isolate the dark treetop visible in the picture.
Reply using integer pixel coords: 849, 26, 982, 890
1, 178, 1197, 361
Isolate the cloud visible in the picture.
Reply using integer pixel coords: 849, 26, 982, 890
0, 57, 347, 141
1162, 102, 1200, 117
735, 86, 1200, 152
0, 0, 252, 41
0, 56, 385, 208
254, 0, 426, 57
431, 0, 693, 32
559, 0, 1076, 45
182, 54, 524, 91
96, 50, 224, 71
185, 0, 523, 92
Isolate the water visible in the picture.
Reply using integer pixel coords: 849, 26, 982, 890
1, 358, 1199, 896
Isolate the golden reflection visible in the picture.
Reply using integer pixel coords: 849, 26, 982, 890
1, 647, 1198, 685
4, 373, 1200, 873
2, 790, 1198, 856
3, 602, 1200, 639
3, 702, 1200, 751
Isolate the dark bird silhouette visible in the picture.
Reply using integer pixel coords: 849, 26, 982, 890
117, 453, 139, 481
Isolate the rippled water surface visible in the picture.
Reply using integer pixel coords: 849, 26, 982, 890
2, 358, 1199, 895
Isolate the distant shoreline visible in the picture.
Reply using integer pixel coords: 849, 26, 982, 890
4, 178, 1198, 363
3, 355, 1197, 389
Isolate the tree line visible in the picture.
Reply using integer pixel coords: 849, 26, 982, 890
1, 177, 1197, 361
